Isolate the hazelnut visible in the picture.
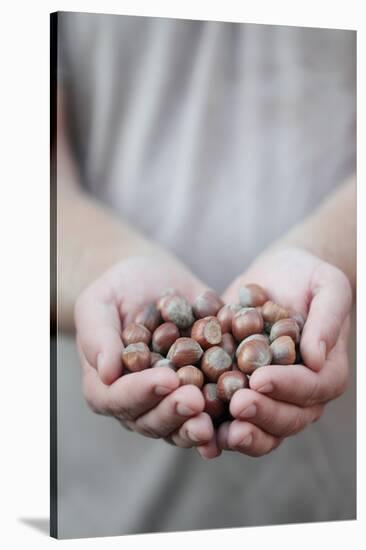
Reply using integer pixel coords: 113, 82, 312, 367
220, 332, 237, 359
122, 323, 151, 346
202, 383, 226, 419
235, 333, 269, 358
231, 308, 264, 342
237, 340, 272, 374
152, 322, 180, 354
289, 310, 306, 332
160, 295, 195, 329
121, 342, 151, 372
167, 337, 203, 367
134, 303, 162, 332
269, 318, 300, 344
217, 304, 241, 333
201, 346, 232, 382
217, 371, 249, 402
150, 352, 164, 366
152, 358, 177, 370
261, 301, 289, 325
238, 283, 268, 307
177, 365, 204, 388
192, 290, 224, 318
270, 335, 296, 365
156, 288, 181, 311
191, 316, 222, 349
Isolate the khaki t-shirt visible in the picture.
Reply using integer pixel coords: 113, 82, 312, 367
56, 12, 356, 538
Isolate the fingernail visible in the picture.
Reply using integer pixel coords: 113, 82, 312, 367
256, 383, 273, 394
239, 434, 253, 447
155, 385, 173, 396
97, 352, 104, 371
319, 340, 327, 362
239, 404, 257, 418
187, 431, 201, 442
176, 403, 195, 416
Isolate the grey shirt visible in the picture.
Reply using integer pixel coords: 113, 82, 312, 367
56, 12, 356, 538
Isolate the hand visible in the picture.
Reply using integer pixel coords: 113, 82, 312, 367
217, 247, 352, 457
74, 255, 221, 459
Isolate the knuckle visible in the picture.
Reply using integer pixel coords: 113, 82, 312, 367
285, 410, 306, 435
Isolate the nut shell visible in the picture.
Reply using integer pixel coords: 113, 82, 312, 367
150, 352, 164, 366
217, 371, 248, 402
152, 322, 180, 354
152, 359, 177, 371
121, 342, 151, 372
134, 303, 162, 332
270, 335, 296, 365
217, 304, 241, 333
239, 284, 269, 308
201, 346, 232, 382
122, 323, 151, 346
161, 295, 195, 329
235, 333, 269, 358
237, 340, 272, 374
261, 301, 289, 325
177, 365, 204, 388
192, 290, 224, 318
191, 316, 222, 349
220, 332, 237, 359
269, 318, 300, 344
202, 383, 226, 419
231, 308, 264, 342
167, 337, 203, 367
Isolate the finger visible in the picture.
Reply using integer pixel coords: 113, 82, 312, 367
249, 321, 349, 407
169, 413, 214, 448
134, 385, 205, 438
82, 361, 180, 419
301, 266, 352, 371
216, 421, 232, 451
75, 288, 124, 385
227, 420, 283, 457
230, 388, 324, 437
196, 434, 222, 460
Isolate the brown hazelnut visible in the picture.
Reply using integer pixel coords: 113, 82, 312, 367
261, 301, 289, 325
235, 333, 269, 358
231, 308, 264, 342
160, 295, 195, 329
201, 346, 232, 382
191, 316, 222, 349
167, 337, 203, 367
122, 323, 151, 346
150, 352, 164, 366
202, 383, 226, 419
121, 342, 151, 372
289, 310, 306, 332
192, 290, 224, 318
239, 283, 269, 307
270, 335, 296, 365
177, 365, 204, 388
152, 358, 177, 371
220, 332, 237, 359
152, 322, 180, 354
217, 371, 249, 402
237, 340, 272, 374
217, 304, 241, 333
269, 318, 300, 344
134, 303, 162, 332
156, 288, 181, 311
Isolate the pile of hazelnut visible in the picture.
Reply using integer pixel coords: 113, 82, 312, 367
121, 285, 305, 424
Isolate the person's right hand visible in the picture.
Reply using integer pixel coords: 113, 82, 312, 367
74, 255, 221, 459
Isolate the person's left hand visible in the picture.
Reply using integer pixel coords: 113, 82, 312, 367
216, 247, 352, 457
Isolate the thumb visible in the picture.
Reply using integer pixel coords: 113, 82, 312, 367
74, 291, 124, 385
300, 266, 352, 371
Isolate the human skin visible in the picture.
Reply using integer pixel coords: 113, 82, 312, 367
56, 89, 356, 459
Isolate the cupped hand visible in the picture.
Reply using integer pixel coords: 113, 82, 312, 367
217, 247, 352, 457
74, 255, 220, 459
